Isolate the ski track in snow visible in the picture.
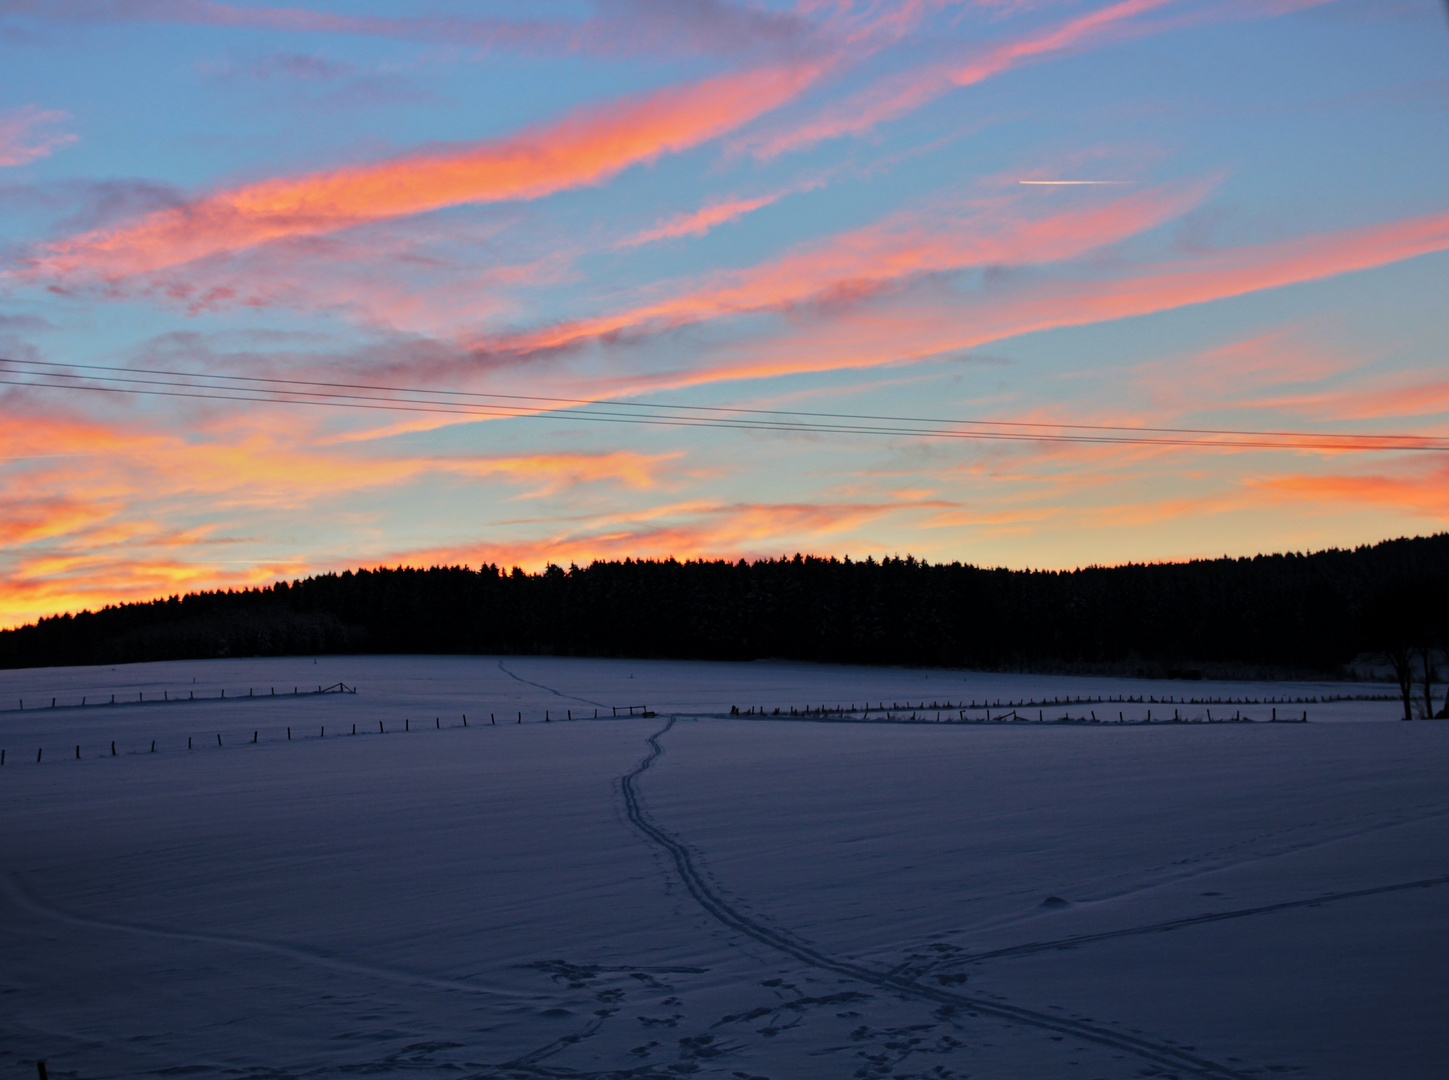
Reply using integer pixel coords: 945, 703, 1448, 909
0, 873, 529, 1001
620, 714, 1258, 1080
918, 873, 1449, 974
4, 657, 1437, 1077
496, 659, 611, 710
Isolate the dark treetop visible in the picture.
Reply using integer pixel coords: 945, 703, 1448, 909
3, 534, 1446, 676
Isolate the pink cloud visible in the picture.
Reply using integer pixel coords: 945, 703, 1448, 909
736, 0, 1340, 161
1253, 376, 1449, 423
0, 106, 77, 168
1130, 330, 1357, 411
382, 494, 953, 574
30, 61, 829, 281
737, 0, 1181, 160
472, 177, 1216, 357
639, 205, 1449, 391
618, 192, 789, 248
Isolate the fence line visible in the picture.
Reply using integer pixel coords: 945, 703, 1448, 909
4, 695, 1377, 768
3, 682, 356, 715
1, 704, 608, 766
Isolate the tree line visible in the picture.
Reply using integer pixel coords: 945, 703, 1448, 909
2, 535, 1446, 711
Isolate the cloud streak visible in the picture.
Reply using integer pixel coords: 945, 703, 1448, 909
736, 0, 1181, 160
0, 0, 817, 59
0, 105, 77, 167
30, 61, 828, 280
640, 205, 1449, 390
736, 0, 1341, 161
473, 177, 1216, 358
618, 192, 789, 247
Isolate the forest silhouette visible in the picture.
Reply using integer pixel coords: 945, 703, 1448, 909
3, 534, 1446, 680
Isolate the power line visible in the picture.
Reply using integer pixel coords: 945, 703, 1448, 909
9, 357, 1439, 441
1, 357, 1445, 453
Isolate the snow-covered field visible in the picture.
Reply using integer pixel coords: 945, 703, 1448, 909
1, 655, 1444, 1079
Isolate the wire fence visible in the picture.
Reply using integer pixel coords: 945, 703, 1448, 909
4, 689, 1401, 767
3, 682, 356, 714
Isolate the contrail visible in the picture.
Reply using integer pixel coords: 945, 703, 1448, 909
1019, 180, 1131, 185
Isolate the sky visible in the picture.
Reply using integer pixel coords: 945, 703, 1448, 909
1, 0, 1447, 628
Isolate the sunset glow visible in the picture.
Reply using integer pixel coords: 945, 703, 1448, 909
2, 0, 1446, 628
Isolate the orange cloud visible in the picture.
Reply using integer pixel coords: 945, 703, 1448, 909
1251, 466, 1449, 519
638, 205, 1449, 390
476, 177, 1214, 357
1130, 330, 1357, 411
0, 486, 944, 627
0, 498, 116, 545
619, 192, 788, 248
31, 62, 827, 280
385, 495, 950, 573
1252, 377, 1449, 423
0, 407, 688, 626
0, 549, 307, 630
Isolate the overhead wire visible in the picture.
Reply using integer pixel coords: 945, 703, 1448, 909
1, 357, 1445, 453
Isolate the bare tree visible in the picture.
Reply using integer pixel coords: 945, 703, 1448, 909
1418, 582, 1449, 719
1415, 643, 1441, 719
1366, 585, 1419, 721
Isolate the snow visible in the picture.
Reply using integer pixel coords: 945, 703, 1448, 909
1, 654, 1444, 1079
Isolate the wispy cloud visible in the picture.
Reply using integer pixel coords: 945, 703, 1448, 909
735, 0, 1182, 160
383, 494, 953, 573
637, 205, 1449, 390
473, 177, 1216, 358
618, 192, 788, 248
199, 50, 352, 83
617, 175, 831, 247
735, 0, 1342, 161
0, 0, 819, 59
1250, 463, 1449, 520
0, 395, 691, 624
29, 61, 828, 280
0, 105, 76, 168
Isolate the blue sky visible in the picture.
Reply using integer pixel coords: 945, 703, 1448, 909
1, 0, 1446, 626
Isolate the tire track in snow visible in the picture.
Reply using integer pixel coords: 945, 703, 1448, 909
621, 716, 1257, 1080
1, 873, 527, 1000
924, 874, 1449, 972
